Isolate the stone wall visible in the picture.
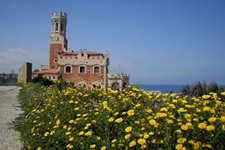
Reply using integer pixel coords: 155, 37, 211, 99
18, 62, 32, 84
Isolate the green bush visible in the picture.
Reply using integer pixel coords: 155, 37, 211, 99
182, 81, 225, 97
15, 82, 225, 150
32, 75, 54, 86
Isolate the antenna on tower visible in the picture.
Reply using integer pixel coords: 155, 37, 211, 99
119, 64, 123, 73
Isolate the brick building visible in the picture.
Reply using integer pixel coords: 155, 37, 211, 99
33, 12, 129, 91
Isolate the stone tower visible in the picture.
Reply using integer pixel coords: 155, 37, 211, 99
49, 12, 68, 69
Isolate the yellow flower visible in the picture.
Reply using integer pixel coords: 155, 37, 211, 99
167, 119, 174, 124
177, 138, 187, 144
184, 113, 191, 119
198, 122, 207, 129
151, 139, 156, 143
143, 133, 149, 139
125, 134, 131, 139
181, 125, 188, 130
84, 131, 93, 136
220, 116, 225, 122
202, 94, 211, 99
149, 131, 154, 135
56, 119, 60, 125
44, 132, 49, 137
101, 146, 107, 150
108, 117, 114, 122
177, 108, 187, 113
135, 103, 141, 108
169, 104, 176, 109
66, 144, 73, 149
111, 139, 117, 143
208, 117, 217, 122
96, 136, 101, 140
146, 108, 153, 113
137, 138, 146, 145
74, 107, 79, 111
193, 118, 199, 122
206, 125, 215, 131
175, 144, 183, 150
90, 144, 96, 149
203, 107, 211, 111
156, 112, 167, 118
186, 122, 192, 127
125, 126, 132, 132
203, 144, 212, 148
160, 107, 168, 112
149, 119, 157, 125
78, 131, 84, 136
36, 147, 41, 150
50, 131, 55, 135
115, 118, 123, 123
127, 109, 135, 116
188, 140, 195, 144
123, 97, 129, 102
193, 142, 200, 149
221, 91, 225, 96
114, 112, 119, 116
65, 131, 71, 135
141, 145, 147, 149
69, 119, 74, 124
175, 129, 182, 134
129, 140, 136, 147
69, 137, 74, 141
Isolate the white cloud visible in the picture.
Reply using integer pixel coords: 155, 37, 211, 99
0, 48, 48, 73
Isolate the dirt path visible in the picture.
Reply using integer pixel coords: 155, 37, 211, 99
0, 86, 23, 150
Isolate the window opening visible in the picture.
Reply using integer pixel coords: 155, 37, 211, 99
94, 66, 100, 73
61, 23, 63, 32
80, 66, 85, 73
65, 66, 71, 73
55, 23, 59, 31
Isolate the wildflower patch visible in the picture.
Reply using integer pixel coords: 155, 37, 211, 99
15, 82, 225, 149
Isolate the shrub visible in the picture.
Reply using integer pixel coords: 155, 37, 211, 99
182, 81, 225, 97
32, 75, 53, 86
15, 81, 225, 150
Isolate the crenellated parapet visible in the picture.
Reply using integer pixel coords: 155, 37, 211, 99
108, 73, 130, 79
41, 65, 49, 70
58, 49, 109, 66
52, 11, 67, 19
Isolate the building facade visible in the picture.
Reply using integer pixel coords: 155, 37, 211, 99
33, 12, 129, 91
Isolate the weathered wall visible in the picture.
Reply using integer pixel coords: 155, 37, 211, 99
18, 62, 32, 84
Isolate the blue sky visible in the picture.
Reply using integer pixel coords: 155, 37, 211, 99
0, 0, 225, 84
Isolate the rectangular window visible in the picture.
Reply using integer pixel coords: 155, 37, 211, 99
80, 66, 85, 73
61, 24, 63, 32
55, 23, 58, 31
65, 66, 72, 73
94, 66, 100, 73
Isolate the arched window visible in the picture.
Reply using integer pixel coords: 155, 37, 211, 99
92, 83, 101, 89
78, 81, 87, 87
79, 66, 86, 73
55, 23, 59, 31
111, 82, 120, 91
94, 66, 100, 73
65, 65, 72, 73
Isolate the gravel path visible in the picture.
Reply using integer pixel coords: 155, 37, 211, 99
0, 86, 23, 150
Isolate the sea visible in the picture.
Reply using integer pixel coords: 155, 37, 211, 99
135, 84, 188, 93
